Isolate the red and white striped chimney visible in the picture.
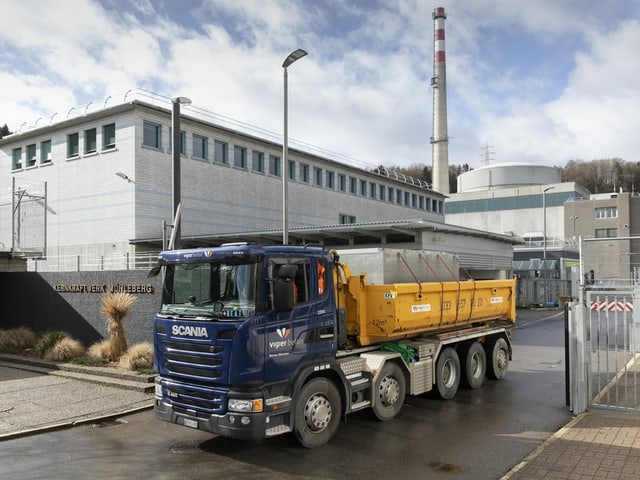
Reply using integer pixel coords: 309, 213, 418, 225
431, 6, 449, 195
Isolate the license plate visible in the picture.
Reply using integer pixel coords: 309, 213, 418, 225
182, 418, 198, 429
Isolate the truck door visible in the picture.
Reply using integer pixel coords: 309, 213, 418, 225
265, 257, 336, 382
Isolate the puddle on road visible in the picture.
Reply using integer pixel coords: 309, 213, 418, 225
430, 461, 462, 474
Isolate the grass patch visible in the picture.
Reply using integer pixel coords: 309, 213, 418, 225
69, 356, 109, 367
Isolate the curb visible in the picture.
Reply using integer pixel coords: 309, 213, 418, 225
0, 403, 154, 442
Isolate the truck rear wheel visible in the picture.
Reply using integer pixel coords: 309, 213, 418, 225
461, 341, 486, 389
487, 337, 509, 380
294, 378, 342, 448
372, 362, 406, 421
435, 347, 460, 400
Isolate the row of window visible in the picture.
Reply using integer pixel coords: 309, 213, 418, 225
11, 123, 116, 170
595, 207, 618, 219
143, 120, 442, 213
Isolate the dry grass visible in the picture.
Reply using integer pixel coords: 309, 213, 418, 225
44, 336, 86, 361
118, 342, 154, 371
99, 292, 137, 362
87, 340, 110, 360
0, 327, 36, 352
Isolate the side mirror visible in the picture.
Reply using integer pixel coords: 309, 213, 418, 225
147, 265, 162, 278
273, 278, 295, 313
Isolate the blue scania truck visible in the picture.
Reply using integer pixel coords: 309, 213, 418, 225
152, 243, 516, 447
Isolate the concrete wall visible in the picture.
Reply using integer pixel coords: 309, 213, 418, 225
0, 271, 161, 348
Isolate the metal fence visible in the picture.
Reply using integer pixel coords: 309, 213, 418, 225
28, 251, 159, 272
568, 288, 640, 413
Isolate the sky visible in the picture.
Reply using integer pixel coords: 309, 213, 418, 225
2, 0, 640, 171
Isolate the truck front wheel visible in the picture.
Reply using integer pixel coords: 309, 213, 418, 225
372, 362, 406, 421
435, 347, 460, 400
294, 378, 342, 448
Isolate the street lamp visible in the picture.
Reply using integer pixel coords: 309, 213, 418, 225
171, 96, 192, 250
542, 186, 555, 304
282, 48, 308, 245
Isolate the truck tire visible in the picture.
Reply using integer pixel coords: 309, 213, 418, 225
294, 377, 342, 448
487, 337, 509, 380
461, 341, 486, 389
372, 361, 406, 421
435, 347, 460, 400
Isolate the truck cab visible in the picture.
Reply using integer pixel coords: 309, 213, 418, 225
153, 244, 343, 445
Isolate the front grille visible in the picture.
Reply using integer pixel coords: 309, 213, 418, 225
160, 337, 228, 414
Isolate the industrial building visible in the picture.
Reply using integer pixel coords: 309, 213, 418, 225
445, 162, 640, 305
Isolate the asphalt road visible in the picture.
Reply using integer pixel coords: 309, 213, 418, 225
0, 309, 571, 480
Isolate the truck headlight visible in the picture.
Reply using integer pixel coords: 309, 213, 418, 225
228, 398, 263, 413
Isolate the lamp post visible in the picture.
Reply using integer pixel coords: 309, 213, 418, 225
542, 186, 555, 303
171, 96, 192, 250
281, 48, 307, 245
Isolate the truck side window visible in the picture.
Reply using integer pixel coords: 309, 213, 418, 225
317, 259, 327, 297
269, 258, 311, 304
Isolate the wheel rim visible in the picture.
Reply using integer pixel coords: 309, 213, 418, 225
378, 375, 400, 407
496, 348, 507, 371
470, 352, 482, 378
442, 359, 456, 388
304, 393, 332, 432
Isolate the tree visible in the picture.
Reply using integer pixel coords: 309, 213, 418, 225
0, 123, 11, 139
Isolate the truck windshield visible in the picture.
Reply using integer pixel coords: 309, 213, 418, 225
160, 262, 258, 320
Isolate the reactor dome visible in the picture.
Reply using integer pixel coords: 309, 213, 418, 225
457, 162, 561, 193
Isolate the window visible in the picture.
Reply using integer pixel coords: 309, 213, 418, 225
388, 187, 394, 202
595, 228, 618, 238
426, 197, 432, 211
234, 146, 247, 169
12, 147, 22, 170
314, 167, 323, 187
67, 132, 79, 157
40, 140, 52, 164
396, 189, 402, 204
404, 192, 410, 206
143, 121, 161, 149
26, 144, 37, 167
252, 150, 264, 172
349, 176, 357, 194
288, 159, 296, 180
102, 123, 116, 150
360, 179, 367, 196
339, 214, 356, 224
269, 258, 310, 305
269, 154, 280, 176
300, 163, 310, 183
338, 174, 346, 192
419, 196, 424, 209
193, 134, 208, 160
412, 193, 417, 208
214, 140, 228, 164
326, 171, 335, 189
379, 185, 386, 201
84, 128, 97, 154
369, 182, 376, 199
595, 207, 618, 219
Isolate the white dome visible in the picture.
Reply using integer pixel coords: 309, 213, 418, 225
457, 162, 561, 192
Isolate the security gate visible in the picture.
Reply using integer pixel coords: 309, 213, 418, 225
570, 289, 640, 412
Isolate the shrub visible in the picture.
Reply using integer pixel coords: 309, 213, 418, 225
0, 327, 36, 353
34, 330, 67, 358
100, 292, 137, 362
119, 342, 154, 371
44, 336, 86, 361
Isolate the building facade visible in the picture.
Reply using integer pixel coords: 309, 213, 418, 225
1, 93, 447, 270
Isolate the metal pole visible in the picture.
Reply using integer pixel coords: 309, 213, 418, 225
281, 48, 307, 245
171, 96, 191, 250
171, 100, 181, 249
282, 66, 289, 245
